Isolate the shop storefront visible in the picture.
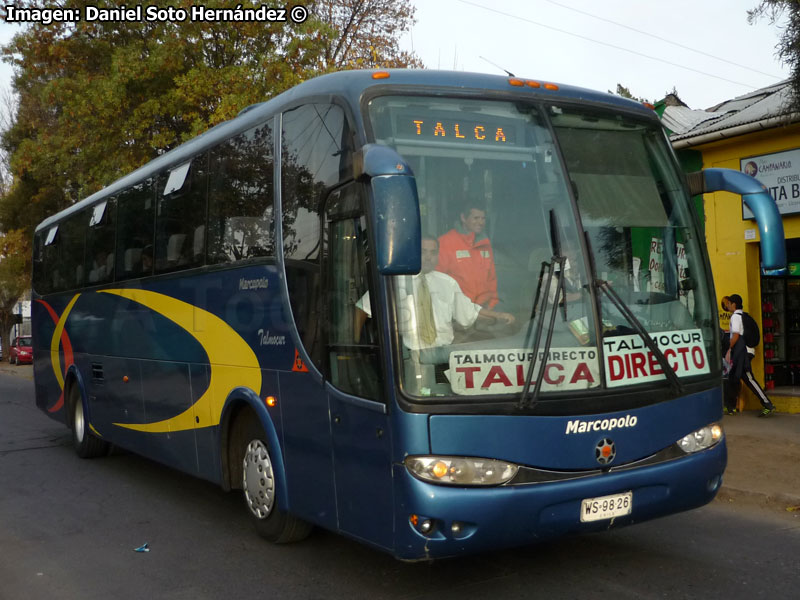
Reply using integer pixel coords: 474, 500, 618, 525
663, 81, 800, 412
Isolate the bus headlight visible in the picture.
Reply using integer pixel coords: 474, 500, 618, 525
677, 422, 723, 454
405, 456, 518, 486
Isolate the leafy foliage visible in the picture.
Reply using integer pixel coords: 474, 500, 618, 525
0, 0, 420, 311
609, 83, 651, 104
316, 0, 422, 69
0, 229, 29, 352
748, 1, 800, 107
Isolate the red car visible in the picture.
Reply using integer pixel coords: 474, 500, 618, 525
9, 336, 33, 365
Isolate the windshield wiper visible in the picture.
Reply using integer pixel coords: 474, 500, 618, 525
518, 257, 566, 411
595, 279, 684, 396
519, 210, 566, 411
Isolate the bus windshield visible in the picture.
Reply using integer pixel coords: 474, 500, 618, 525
367, 95, 717, 401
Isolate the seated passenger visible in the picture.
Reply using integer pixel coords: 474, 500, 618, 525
134, 245, 153, 275
355, 236, 514, 350
437, 200, 499, 308
88, 250, 109, 283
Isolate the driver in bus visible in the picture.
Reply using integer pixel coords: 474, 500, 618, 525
354, 236, 515, 350
436, 200, 499, 309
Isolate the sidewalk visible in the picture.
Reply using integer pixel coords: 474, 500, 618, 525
1, 361, 797, 513
717, 410, 800, 513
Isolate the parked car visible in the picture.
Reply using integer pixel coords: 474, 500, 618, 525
9, 336, 33, 365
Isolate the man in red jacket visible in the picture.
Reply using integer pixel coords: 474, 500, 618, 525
437, 202, 499, 309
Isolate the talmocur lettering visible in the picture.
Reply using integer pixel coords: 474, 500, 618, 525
455, 361, 596, 389
453, 349, 596, 365
565, 414, 638, 435
603, 331, 702, 352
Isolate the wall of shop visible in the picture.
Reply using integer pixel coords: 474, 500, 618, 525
697, 123, 800, 406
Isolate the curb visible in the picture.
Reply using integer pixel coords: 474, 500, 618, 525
716, 485, 800, 512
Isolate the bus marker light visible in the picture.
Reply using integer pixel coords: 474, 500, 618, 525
432, 461, 449, 478
508, 78, 524, 87
544, 83, 559, 91
526, 80, 541, 88
265, 396, 277, 407
372, 71, 390, 79
123, 376, 129, 383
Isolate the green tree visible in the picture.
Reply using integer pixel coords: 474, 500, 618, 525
609, 83, 651, 104
748, 1, 799, 106
0, 0, 421, 313
0, 230, 29, 356
316, 0, 421, 69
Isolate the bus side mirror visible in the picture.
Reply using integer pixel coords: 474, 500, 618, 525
358, 144, 421, 275
688, 168, 786, 271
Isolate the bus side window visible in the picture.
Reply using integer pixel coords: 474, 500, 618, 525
85, 199, 117, 285
32, 232, 46, 295
155, 155, 208, 273
282, 103, 353, 370
325, 184, 382, 401
208, 123, 274, 263
51, 213, 87, 292
115, 180, 155, 279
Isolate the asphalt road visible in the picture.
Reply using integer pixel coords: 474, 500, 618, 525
1, 369, 798, 600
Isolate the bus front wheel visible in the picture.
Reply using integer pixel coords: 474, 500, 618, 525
240, 418, 312, 544
69, 384, 109, 459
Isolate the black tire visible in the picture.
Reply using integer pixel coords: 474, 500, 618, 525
69, 384, 109, 459
239, 417, 312, 544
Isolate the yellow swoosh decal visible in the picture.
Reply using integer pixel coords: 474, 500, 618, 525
51, 294, 81, 389
100, 289, 261, 433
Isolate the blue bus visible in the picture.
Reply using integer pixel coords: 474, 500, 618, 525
31, 69, 785, 560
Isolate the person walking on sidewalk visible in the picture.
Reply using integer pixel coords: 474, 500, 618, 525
724, 294, 776, 417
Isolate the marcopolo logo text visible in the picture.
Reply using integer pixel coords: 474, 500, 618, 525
565, 415, 638, 435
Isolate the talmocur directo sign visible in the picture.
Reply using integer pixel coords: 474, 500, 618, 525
446, 329, 709, 395
448, 348, 600, 395
603, 329, 709, 388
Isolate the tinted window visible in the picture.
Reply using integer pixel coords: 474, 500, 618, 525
32, 232, 45, 294
208, 122, 274, 264
85, 199, 117, 285
116, 180, 155, 279
155, 155, 209, 273
326, 184, 381, 400
283, 103, 352, 367
49, 214, 86, 292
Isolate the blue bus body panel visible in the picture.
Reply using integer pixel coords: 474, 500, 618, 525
428, 389, 721, 469
31, 264, 296, 486
392, 440, 725, 559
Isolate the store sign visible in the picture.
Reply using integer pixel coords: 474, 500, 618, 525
604, 329, 709, 387
448, 348, 600, 395
740, 149, 800, 218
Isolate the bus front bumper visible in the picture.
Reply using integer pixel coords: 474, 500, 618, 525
392, 440, 726, 560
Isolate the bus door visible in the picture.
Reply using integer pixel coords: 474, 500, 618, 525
324, 183, 394, 548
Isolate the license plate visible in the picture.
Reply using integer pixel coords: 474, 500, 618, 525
580, 491, 632, 522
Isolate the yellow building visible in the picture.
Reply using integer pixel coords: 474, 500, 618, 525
664, 81, 800, 413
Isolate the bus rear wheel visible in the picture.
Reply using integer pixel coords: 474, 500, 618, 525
240, 418, 312, 544
69, 384, 109, 459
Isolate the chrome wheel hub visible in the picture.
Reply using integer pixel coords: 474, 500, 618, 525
243, 440, 275, 519
74, 399, 85, 443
